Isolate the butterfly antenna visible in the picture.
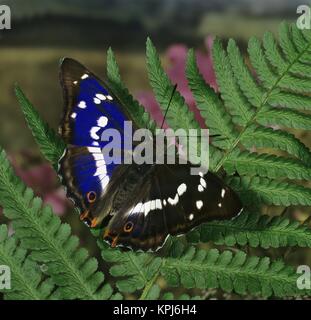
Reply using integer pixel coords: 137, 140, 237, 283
160, 84, 177, 129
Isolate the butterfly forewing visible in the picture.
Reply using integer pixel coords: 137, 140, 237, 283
58, 58, 136, 222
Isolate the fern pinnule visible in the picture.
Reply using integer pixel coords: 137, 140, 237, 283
0, 225, 55, 300
187, 211, 311, 248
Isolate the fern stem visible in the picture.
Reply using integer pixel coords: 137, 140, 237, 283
214, 40, 311, 172
139, 268, 162, 300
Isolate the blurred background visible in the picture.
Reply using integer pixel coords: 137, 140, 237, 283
0, 0, 309, 299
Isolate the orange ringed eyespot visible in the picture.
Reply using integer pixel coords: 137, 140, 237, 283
87, 191, 97, 203
124, 221, 134, 233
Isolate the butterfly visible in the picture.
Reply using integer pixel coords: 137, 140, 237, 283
58, 58, 243, 251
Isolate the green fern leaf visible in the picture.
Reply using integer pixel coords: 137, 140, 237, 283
267, 91, 311, 110
186, 49, 237, 149
241, 125, 311, 165
161, 245, 309, 297
0, 225, 55, 300
224, 149, 311, 180
212, 39, 254, 126
106, 47, 156, 132
228, 176, 311, 207
278, 22, 299, 62
227, 39, 263, 107
248, 36, 278, 89
146, 38, 200, 132
262, 31, 287, 73
98, 240, 162, 295
187, 211, 311, 248
15, 86, 65, 168
257, 106, 311, 130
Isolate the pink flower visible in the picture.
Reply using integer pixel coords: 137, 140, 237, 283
10, 155, 70, 216
137, 36, 217, 128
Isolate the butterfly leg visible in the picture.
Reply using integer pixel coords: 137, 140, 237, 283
80, 210, 90, 221
90, 217, 99, 228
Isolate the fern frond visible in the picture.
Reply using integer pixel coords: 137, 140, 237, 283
202, 23, 311, 177
0, 149, 113, 300
227, 39, 263, 107
106, 48, 156, 132
241, 125, 311, 164
161, 245, 308, 297
98, 240, 162, 294
0, 225, 55, 300
99, 233, 309, 298
146, 38, 200, 132
248, 36, 278, 89
262, 31, 287, 72
15, 86, 65, 168
278, 22, 299, 61
212, 39, 254, 126
268, 91, 311, 110
224, 150, 311, 180
228, 176, 311, 207
186, 49, 237, 149
257, 106, 311, 130
187, 211, 311, 249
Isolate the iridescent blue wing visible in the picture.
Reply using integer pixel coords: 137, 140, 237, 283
59, 58, 135, 148
58, 58, 134, 224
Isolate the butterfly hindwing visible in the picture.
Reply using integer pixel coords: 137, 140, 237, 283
103, 164, 243, 251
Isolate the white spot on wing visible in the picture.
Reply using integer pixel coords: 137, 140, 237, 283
196, 200, 203, 210
151, 200, 156, 210
81, 74, 89, 79
97, 116, 108, 127
189, 213, 194, 221
218, 203, 222, 208
107, 95, 113, 100
221, 188, 226, 198
93, 153, 104, 161
94, 166, 106, 176
168, 194, 179, 206
177, 183, 187, 196
87, 147, 101, 153
155, 199, 162, 209
99, 175, 109, 190
96, 160, 106, 167
96, 93, 107, 100
90, 127, 101, 140
198, 185, 204, 192
71, 112, 77, 119
78, 101, 87, 109
143, 201, 152, 216
200, 178, 207, 189
94, 97, 101, 104
131, 202, 143, 214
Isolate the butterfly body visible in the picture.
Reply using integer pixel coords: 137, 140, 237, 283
58, 58, 243, 251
